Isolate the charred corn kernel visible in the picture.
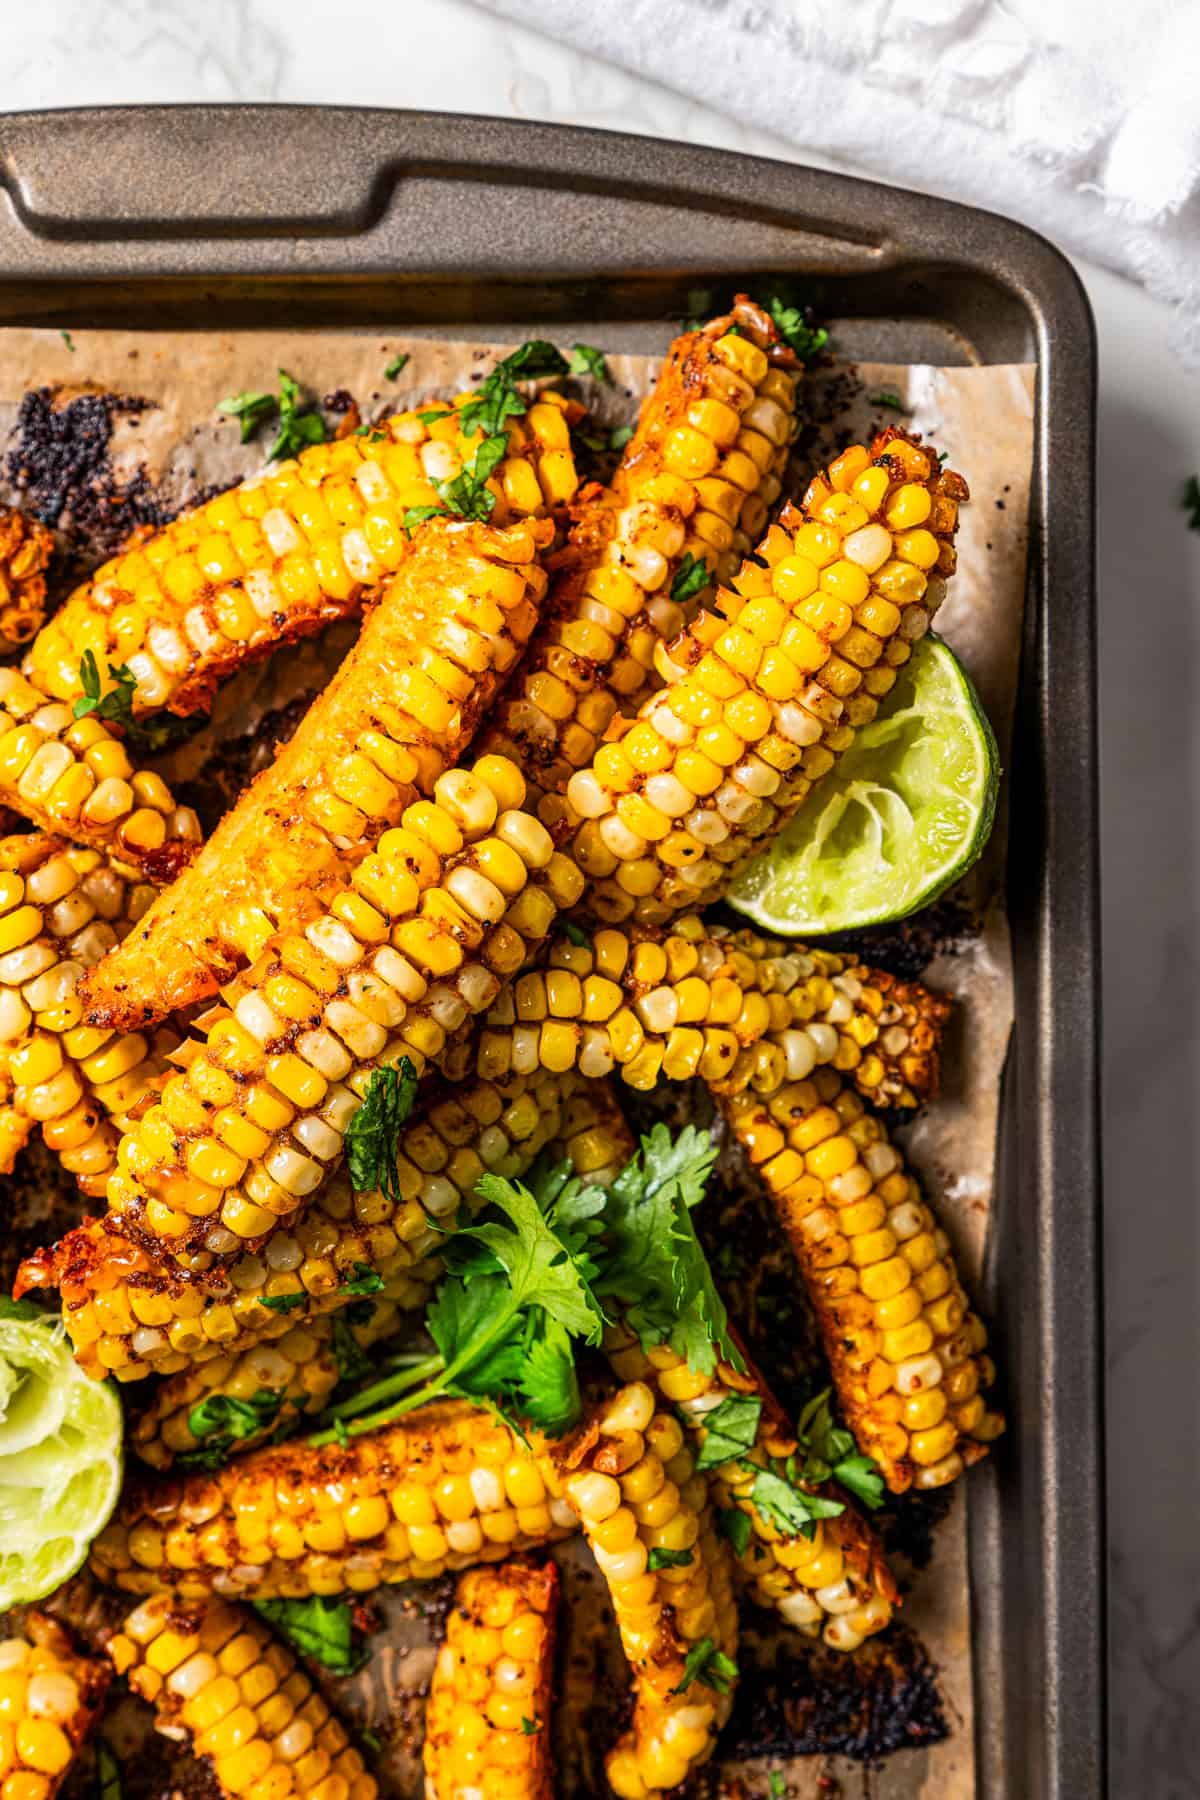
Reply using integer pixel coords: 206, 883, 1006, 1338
0, 834, 176, 1193
25, 390, 575, 722
559, 1384, 738, 1797
425, 1562, 557, 1800
476, 917, 948, 1109
81, 517, 557, 1035
92, 1403, 575, 1598
0, 671, 199, 874
0, 510, 54, 650
603, 1320, 897, 1653
91, 755, 578, 1267
107, 1597, 376, 1800
476, 297, 800, 813
564, 429, 968, 925
0, 1618, 109, 1800
26, 1068, 575, 1384
720, 1066, 1003, 1493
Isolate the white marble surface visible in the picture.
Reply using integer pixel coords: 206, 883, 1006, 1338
7, 3, 1200, 1792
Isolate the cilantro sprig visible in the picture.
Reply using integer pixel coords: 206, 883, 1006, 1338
671, 1636, 738, 1696
385, 352, 410, 379
73, 652, 137, 727
458, 339, 570, 441
178, 1390, 285, 1471
867, 390, 908, 414
401, 435, 509, 538
217, 369, 328, 462
693, 1388, 884, 1539
568, 343, 610, 382
344, 1060, 419, 1201
765, 294, 829, 366
254, 1596, 368, 1675
670, 552, 712, 607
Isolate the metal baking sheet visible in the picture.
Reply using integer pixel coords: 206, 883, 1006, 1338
0, 105, 1102, 1799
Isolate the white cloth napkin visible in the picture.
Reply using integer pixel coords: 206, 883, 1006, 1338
473, 0, 1200, 364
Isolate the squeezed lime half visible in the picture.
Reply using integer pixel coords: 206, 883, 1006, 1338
0, 1307, 122, 1607
729, 634, 999, 936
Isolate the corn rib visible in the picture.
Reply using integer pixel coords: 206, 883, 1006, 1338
26, 393, 577, 719
0, 507, 54, 651
107, 1596, 377, 1800
0, 1616, 110, 1800
80, 515, 556, 1032
556, 1381, 738, 1799
476, 298, 799, 811
424, 1561, 558, 1800
564, 431, 968, 925
476, 914, 948, 1106
19, 1068, 572, 1382
721, 1066, 1004, 1492
0, 668, 200, 877
90, 1402, 576, 1600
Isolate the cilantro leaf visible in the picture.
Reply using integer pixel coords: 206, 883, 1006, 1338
216, 389, 275, 443
594, 1123, 737, 1375
178, 1389, 284, 1471
1183, 474, 1200, 531
563, 920, 589, 948
459, 339, 570, 441
257, 1290, 308, 1315
521, 1716, 541, 1735
670, 552, 712, 607
465, 1173, 605, 1342
794, 1387, 885, 1509
254, 1597, 368, 1675
518, 1315, 582, 1434
746, 1464, 846, 1538
569, 343, 610, 382
694, 1395, 762, 1471
647, 1546, 694, 1571
73, 653, 138, 728
331, 1315, 374, 1385
341, 1262, 385, 1297
60, 329, 76, 354
0, 1296, 51, 1322
671, 1636, 738, 1696
768, 1776, 787, 1799
268, 370, 328, 463
402, 503, 449, 537
765, 295, 829, 366
717, 1506, 752, 1558
344, 1060, 419, 1200
610, 423, 635, 451
385, 352, 410, 379
867, 390, 908, 414
360, 1731, 382, 1755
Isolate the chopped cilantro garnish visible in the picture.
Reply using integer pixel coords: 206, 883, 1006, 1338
217, 371, 327, 462
257, 1291, 308, 1316
385, 352, 410, 379
610, 423, 635, 451
717, 1506, 753, 1558
670, 552, 712, 607
458, 339, 570, 440
1183, 475, 1200, 531
568, 343, 610, 383
360, 1730, 382, 1755
765, 295, 829, 366
344, 1059, 419, 1200
520, 1716, 541, 1735
671, 1636, 738, 1696
254, 1597, 368, 1675
73, 653, 137, 727
647, 1546, 694, 1572
341, 1262, 386, 1297
177, 1389, 285, 1471
768, 1775, 787, 1799
563, 920, 589, 948
216, 388, 275, 443
867, 390, 908, 413
746, 1463, 845, 1539
694, 1395, 762, 1471
793, 1388, 885, 1510
330, 1315, 374, 1385
60, 329, 75, 354
401, 435, 509, 537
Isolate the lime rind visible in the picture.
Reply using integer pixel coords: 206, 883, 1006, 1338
0, 1316, 122, 1606
729, 635, 999, 937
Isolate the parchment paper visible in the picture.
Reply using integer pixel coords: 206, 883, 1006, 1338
0, 330, 1035, 1799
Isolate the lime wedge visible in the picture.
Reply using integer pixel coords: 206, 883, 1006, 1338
728, 634, 999, 936
0, 1310, 122, 1607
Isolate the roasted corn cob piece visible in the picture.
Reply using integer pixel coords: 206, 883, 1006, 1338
0, 834, 178, 1194
604, 1325, 897, 1650
557, 1382, 738, 1799
721, 1067, 1004, 1492
0, 508, 54, 651
130, 1292, 414, 1470
564, 432, 968, 925
0, 1616, 110, 1800
99, 756, 582, 1267
108, 1596, 376, 1800
91, 1402, 577, 1599
0, 668, 200, 877
477, 298, 798, 809
19, 1068, 571, 1381
476, 915, 947, 1106
81, 516, 555, 1031
26, 392, 577, 718
425, 1561, 558, 1800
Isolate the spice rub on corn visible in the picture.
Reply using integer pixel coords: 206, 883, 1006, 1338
25, 390, 577, 719
80, 515, 556, 1033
